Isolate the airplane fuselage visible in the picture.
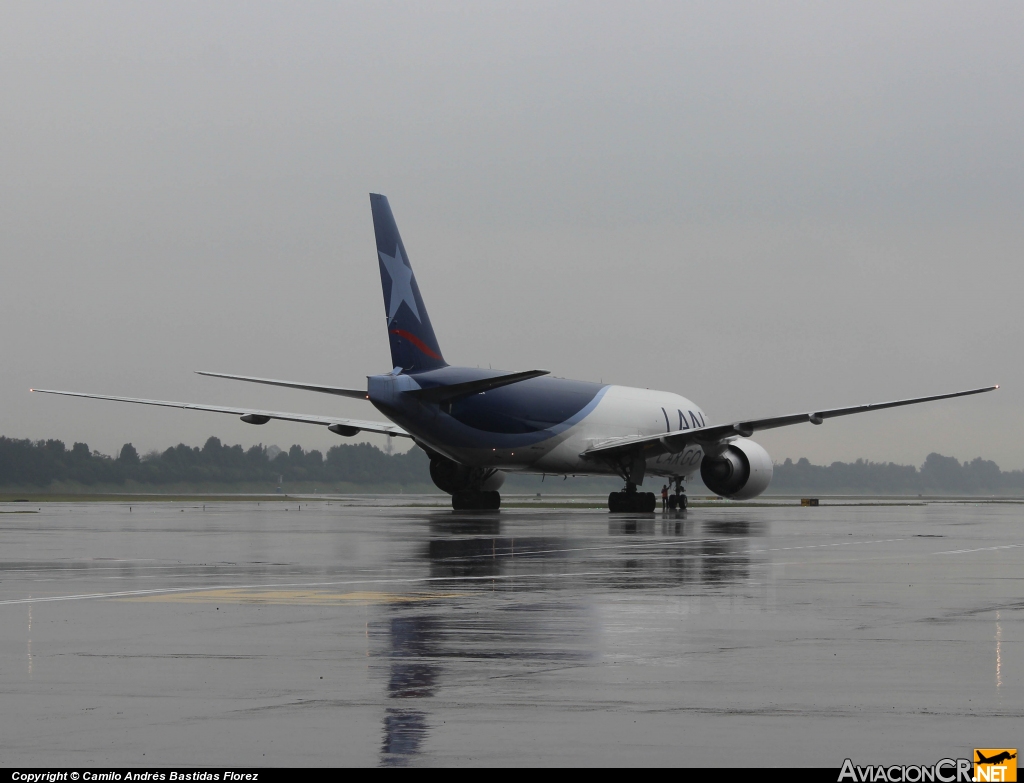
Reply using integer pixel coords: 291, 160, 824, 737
368, 366, 706, 479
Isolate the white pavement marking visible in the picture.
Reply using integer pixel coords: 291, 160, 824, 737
0, 572, 609, 606
752, 538, 905, 553
0, 538, 917, 605
934, 543, 1023, 555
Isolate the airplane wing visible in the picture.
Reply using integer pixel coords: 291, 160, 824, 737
195, 371, 368, 399
30, 389, 410, 438
584, 385, 998, 460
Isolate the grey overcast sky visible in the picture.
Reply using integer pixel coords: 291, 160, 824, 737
2, 1, 1022, 468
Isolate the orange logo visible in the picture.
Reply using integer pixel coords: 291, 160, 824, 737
975, 749, 1017, 782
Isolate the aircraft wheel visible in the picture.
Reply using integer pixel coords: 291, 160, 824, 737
602, 489, 626, 513
679, 494, 687, 510
452, 490, 501, 511
668, 494, 678, 510
642, 492, 657, 513
610, 491, 656, 513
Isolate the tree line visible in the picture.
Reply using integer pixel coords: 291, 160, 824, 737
0, 436, 1021, 493
0, 436, 429, 488
772, 453, 1023, 494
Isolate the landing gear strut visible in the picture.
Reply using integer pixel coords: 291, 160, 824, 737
667, 476, 687, 511
452, 490, 501, 511
608, 482, 657, 513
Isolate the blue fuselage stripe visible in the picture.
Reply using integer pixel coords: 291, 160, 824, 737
371, 367, 608, 451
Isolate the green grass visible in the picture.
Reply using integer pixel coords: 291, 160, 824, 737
0, 492, 303, 503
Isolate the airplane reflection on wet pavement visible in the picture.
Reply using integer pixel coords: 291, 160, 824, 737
373, 509, 760, 764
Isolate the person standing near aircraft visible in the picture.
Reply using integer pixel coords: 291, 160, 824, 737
661, 485, 669, 510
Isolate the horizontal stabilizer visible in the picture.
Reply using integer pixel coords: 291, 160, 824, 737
584, 385, 998, 459
405, 370, 550, 404
196, 371, 367, 399
30, 388, 409, 438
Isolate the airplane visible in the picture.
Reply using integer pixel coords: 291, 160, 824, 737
976, 752, 1016, 765
33, 194, 998, 511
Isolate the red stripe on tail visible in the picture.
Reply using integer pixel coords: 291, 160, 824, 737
390, 329, 443, 361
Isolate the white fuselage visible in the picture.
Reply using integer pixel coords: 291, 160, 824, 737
528, 385, 707, 479
399, 384, 708, 481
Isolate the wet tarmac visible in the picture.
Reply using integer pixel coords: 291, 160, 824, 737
0, 498, 1020, 766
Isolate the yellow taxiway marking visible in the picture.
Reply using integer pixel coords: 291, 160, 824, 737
121, 588, 467, 605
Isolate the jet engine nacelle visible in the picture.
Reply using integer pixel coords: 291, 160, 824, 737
428, 455, 506, 495
699, 438, 773, 500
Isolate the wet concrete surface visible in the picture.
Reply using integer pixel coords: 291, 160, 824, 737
0, 499, 1020, 766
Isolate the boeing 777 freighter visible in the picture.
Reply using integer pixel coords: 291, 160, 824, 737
34, 194, 997, 511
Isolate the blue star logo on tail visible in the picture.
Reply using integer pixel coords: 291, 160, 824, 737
378, 245, 422, 325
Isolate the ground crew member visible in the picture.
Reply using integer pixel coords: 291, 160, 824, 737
661, 484, 669, 510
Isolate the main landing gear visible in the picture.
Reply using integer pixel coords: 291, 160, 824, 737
608, 483, 657, 513
452, 490, 501, 511
667, 476, 688, 511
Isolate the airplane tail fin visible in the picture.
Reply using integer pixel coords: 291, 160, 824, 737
370, 194, 447, 373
